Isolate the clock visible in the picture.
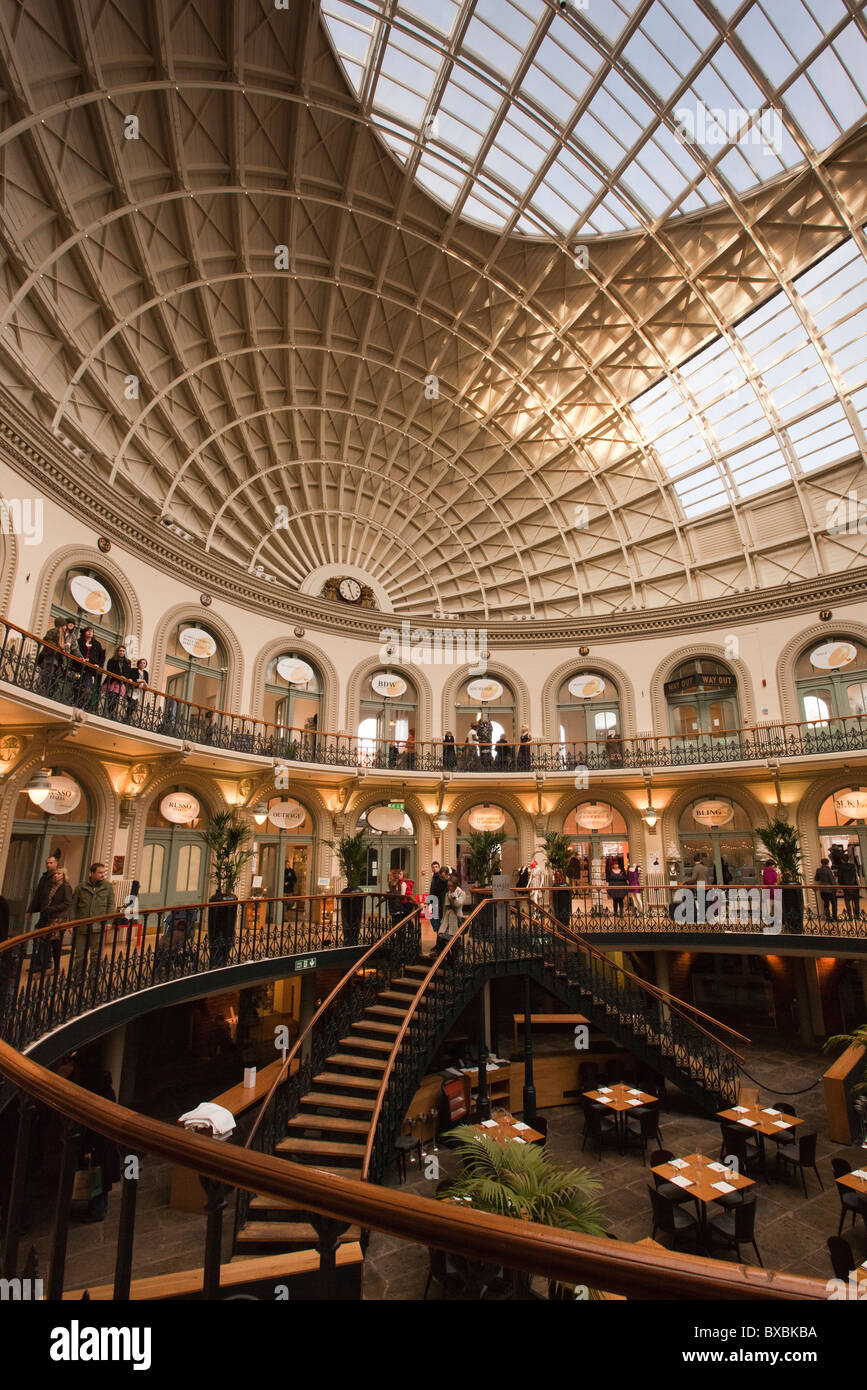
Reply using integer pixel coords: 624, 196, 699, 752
338, 577, 362, 603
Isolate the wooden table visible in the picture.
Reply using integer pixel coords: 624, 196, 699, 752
585, 1084, 658, 1150
651, 1152, 754, 1234
718, 1103, 804, 1180
472, 1113, 544, 1146
836, 1166, 867, 1196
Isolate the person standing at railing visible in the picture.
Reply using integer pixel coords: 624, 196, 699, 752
103, 643, 132, 719
833, 846, 862, 921
476, 713, 493, 770
69, 863, 116, 970
814, 857, 838, 922
36, 617, 73, 695
126, 656, 149, 722
517, 724, 532, 771
74, 625, 105, 710
435, 874, 468, 954
608, 861, 628, 918
442, 730, 456, 769
29, 865, 72, 973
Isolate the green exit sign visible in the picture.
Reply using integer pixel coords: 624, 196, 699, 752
294, 956, 317, 972
389, 800, 404, 811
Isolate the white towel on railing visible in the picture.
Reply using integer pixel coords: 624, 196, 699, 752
178, 1102, 236, 1137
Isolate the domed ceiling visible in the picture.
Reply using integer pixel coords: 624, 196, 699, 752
0, 0, 866, 620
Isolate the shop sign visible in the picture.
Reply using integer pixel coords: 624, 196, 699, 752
664, 672, 736, 696
276, 657, 315, 685
42, 775, 82, 816
809, 641, 858, 671
468, 806, 506, 831
466, 678, 503, 702
267, 800, 307, 830
178, 627, 217, 659
568, 673, 606, 699
371, 672, 407, 698
160, 791, 200, 824
832, 789, 867, 821
367, 805, 407, 833
69, 574, 112, 615
575, 803, 613, 830
691, 799, 734, 827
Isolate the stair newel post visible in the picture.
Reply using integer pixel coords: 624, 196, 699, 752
311, 1214, 349, 1300
112, 1153, 141, 1300
47, 1118, 82, 1301
2, 1094, 36, 1278
521, 976, 537, 1126
199, 1175, 231, 1299
475, 989, 491, 1120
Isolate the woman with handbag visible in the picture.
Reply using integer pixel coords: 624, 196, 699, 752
29, 865, 72, 973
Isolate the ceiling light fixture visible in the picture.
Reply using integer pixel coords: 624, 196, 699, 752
26, 766, 51, 806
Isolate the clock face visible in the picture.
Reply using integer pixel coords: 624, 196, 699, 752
338, 577, 362, 602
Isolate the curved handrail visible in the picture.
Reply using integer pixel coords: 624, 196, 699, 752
244, 903, 422, 1149
5, 613, 867, 772
0, 1035, 826, 1299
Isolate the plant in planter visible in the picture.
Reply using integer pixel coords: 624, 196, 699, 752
465, 830, 505, 888
755, 815, 803, 932
440, 1128, 605, 1298
326, 831, 368, 946
823, 1023, 867, 1144
203, 810, 254, 966
541, 831, 573, 926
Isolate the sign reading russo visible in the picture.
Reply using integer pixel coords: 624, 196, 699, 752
160, 791, 200, 824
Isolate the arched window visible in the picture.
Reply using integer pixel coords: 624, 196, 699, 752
3, 768, 94, 932
564, 803, 630, 883
164, 622, 227, 710
358, 671, 418, 769
557, 671, 621, 760
51, 565, 125, 652
455, 676, 516, 768
356, 802, 416, 890
141, 787, 210, 908
795, 637, 867, 731
665, 658, 740, 744
816, 787, 867, 883
457, 805, 519, 879
264, 654, 322, 735
252, 795, 316, 899
678, 796, 756, 886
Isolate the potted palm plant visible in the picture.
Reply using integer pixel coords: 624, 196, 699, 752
204, 810, 254, 966
756, 815, 803, 933
327, 831, 368, 946
465, 829, 505, 889
541, 830, 573, 927
823, 1023, 867, 1146
441, 1128, 605, 1299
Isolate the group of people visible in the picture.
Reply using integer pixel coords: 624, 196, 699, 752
38, 617, 150, 716
442, 721, 534, 771
814, 845, 863, 920
26, 852, 133, 971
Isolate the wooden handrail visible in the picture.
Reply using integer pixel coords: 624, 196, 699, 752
244, 904, 421, 1149
0, 1036, 826, 1299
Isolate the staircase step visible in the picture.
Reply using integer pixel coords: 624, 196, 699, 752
403, 964, 429, 977
300, 1091, 376, 1113
277, 1138, 366, 1160
314, 1071, 381, 1091
236, 1221, 361, 1248
390, 978, 423, 992
326, 1053, 389, 1071
287, 1113, 370, 1136
338, 1036, 394, 1052
351, 1020, 401, 1035
365, 1003, 410, 1018
249, 1195, 311, 1214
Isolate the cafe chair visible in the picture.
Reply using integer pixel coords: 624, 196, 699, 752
765, 1101, 797, 1146
647, 1184, 702, 1252
650, 1149, 698, 1211
528, 1114, 548, 1146
707, 1193, 763, 1266
718, 1124, 761, 1178
831, 1157, 867, 1234
625, 1108, 663, 1164
775, 1130, 824, 1197
578, 1061, 599, 1092
604, 1058, 624, 1086
736, 1086, 760, 1108
581, 1098, 617, 1159
827, 1235, 856, 1282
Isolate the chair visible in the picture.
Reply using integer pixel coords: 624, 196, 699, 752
647, 1184, 702, 1251
719, 1124, 761, 1178
831, 1157, 867, 1235
775, 1130, 824, 1196
707, 1193, 763, 1266
737, 1086, 759, 1107
827, 1235, 855, 1282
578, 1061, 599, 1092
764, 1101, 797, 1146
650, 1149, 697, 1209
625, 1108, 662, 1164
528, 1114, 548, 1146
581, 1098, 617, 1158
394, 1134, 422, 1183
605, 1058, 624, 1086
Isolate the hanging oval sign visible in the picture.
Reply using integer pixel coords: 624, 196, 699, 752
371, 672, 407, 699
809, 640, 858, 671
267, 799, 307, 830
692, 798, 734, 827
178, 627, 217, 659
69, 574, 112, 616
466, 678, 504, 702
160, 791, 200, 824
367, 805, 407, 833
276, 657, 315, 686
41, 775, 82, 815
568, 673, 606, 699
575, 802, 613, 830
468, 806, 506, 832
832, 788, 867, 821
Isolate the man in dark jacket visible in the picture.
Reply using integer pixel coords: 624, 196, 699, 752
70, 863, 116, 968
814, 857, 837, 921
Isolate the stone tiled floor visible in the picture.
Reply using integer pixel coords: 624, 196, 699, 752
364, 1035, 867, 1299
